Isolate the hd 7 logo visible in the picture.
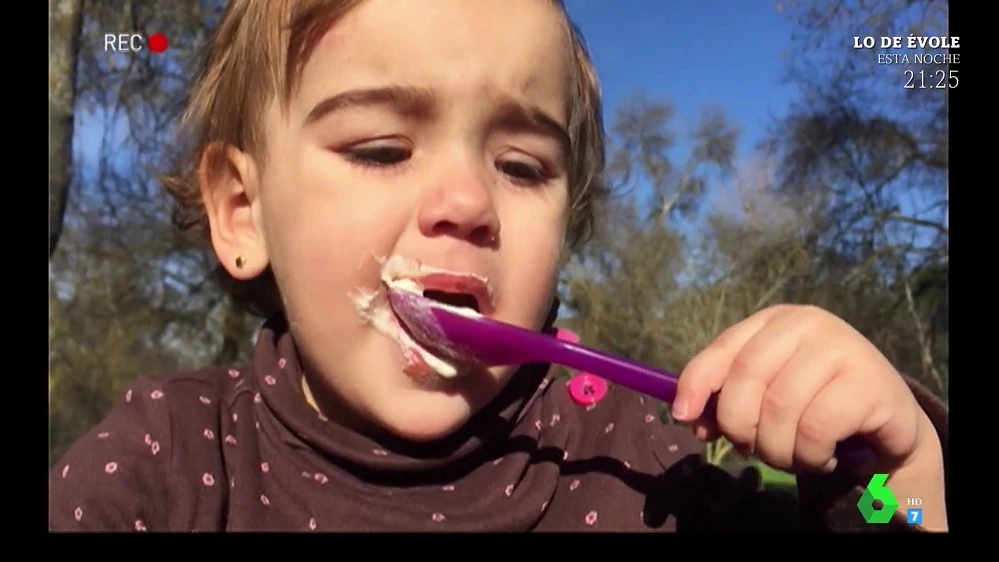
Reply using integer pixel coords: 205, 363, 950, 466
103, 33, 169, 54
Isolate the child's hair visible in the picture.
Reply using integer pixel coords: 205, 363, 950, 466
163, 0, 607, 318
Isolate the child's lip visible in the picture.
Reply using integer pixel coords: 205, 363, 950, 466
410, 273, 495, 315
378, 254, 496, 315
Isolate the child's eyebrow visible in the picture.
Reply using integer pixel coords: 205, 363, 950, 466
303, 84, 570, 155
304, 85, 436, 125
489, 100, 570, 157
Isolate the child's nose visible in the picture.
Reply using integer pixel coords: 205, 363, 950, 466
416, 174, 500, 247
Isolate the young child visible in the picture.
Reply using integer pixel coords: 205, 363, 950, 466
49, 0, 948, 532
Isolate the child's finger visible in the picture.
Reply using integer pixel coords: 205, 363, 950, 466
674, 305, 788, 422
713, 310, 810, 452
792, 374, 873, 473
752, 341, 842, 470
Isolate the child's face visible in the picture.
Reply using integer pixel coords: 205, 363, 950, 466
218, 0, 572, 440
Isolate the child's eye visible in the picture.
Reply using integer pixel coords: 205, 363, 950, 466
343, 144, 411, 167
498, 160, 549, 186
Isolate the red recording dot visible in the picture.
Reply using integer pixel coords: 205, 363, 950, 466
148, 33, 168, 54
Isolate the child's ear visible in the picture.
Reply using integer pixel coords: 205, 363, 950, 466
198, 142, 268, 280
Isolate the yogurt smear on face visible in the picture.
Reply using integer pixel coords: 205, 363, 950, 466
351, 255, 487, 380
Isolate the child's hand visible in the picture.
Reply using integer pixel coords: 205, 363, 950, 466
672, 305, 939, 476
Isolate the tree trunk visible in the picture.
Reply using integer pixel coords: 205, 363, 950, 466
49, 0, 83, 259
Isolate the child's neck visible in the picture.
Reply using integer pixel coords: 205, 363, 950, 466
300, 373, 389, 441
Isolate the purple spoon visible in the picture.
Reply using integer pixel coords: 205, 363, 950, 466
388, 288, 875, 468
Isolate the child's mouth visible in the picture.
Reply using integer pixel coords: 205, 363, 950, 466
352, 255, 494, 385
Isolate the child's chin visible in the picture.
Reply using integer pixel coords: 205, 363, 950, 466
373, 398, 473, 443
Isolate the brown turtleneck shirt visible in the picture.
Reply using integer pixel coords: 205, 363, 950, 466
49, 317, 948, 532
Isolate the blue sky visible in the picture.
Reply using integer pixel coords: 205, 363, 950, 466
565, 0, 798, 156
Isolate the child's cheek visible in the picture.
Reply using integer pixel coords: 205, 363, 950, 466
271, 211, 380, 310
499, 220, 563, 328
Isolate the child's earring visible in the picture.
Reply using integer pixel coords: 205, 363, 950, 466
235, 256, 245, 269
